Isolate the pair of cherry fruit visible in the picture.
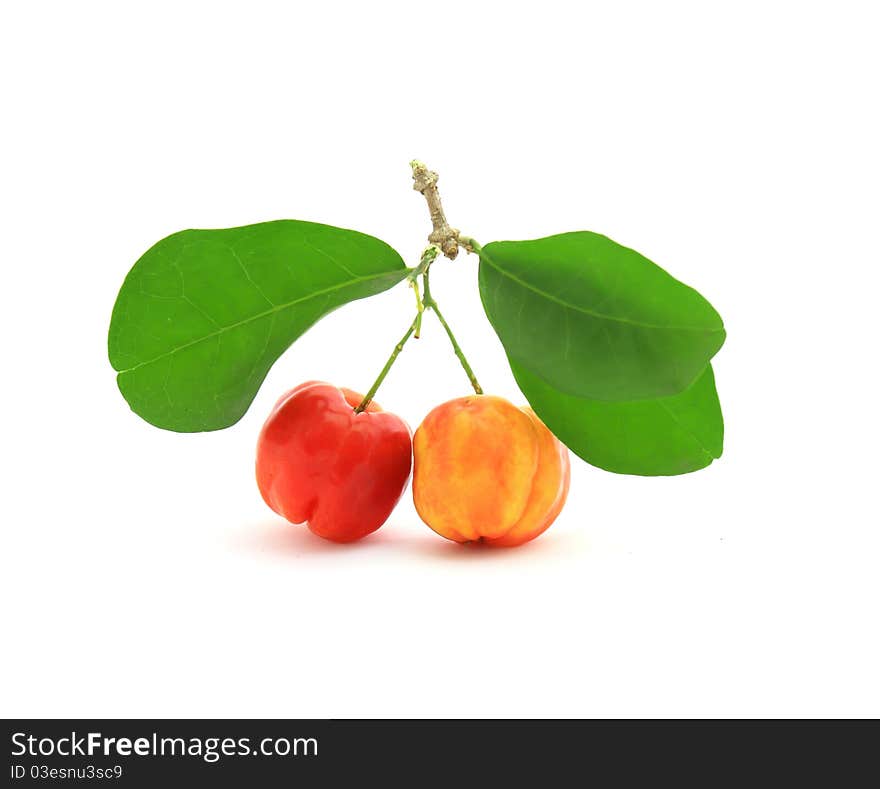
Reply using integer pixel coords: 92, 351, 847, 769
256, 381, 570, 547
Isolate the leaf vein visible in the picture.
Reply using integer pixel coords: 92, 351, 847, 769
657, 400, 716, 460
480, 249, 723, 333
301, 238, 357, 278
227, 245, 277, 307
116, 270, 399, 375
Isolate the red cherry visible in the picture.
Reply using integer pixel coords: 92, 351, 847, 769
256, 382, 412, 542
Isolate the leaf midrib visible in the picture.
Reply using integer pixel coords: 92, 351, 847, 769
479, 247, 724, 333
115, 268, 403, 375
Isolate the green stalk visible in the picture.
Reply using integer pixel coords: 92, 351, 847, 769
357, 240, 483, 411
422, 271, 483, 396
355, 314, 420, 413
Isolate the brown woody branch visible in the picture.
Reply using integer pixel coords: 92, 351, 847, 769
410, 160, 462, 259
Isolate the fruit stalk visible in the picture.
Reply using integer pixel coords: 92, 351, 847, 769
423, 271, 483, 396
355, 315, 420, 413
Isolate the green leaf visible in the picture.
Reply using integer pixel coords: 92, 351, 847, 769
479, 232, 726, 401
108, 220, 407, 432
512, 360, 723, 476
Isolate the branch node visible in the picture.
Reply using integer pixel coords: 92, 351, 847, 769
410, 160, 461, 259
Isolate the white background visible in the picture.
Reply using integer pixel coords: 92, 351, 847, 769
2, 1, 878, 718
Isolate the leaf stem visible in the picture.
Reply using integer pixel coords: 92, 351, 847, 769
355, 314, 420, 413
458, 236, 481, 255
422, 271, 483, 395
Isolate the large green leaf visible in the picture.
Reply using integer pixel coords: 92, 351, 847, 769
513, 360, 723, 475
479, 232, 725, 401
108, 220, 407, 432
